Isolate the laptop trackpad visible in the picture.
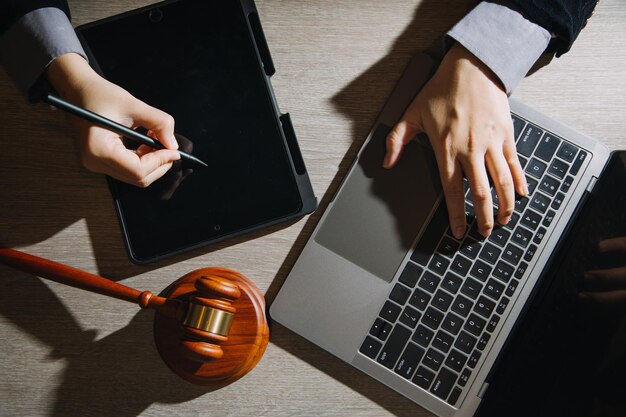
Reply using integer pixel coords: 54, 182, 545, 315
315, 124, 442, 281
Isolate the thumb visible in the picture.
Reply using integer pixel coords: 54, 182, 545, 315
129, 101, 179, 150
383, 108, 423, 168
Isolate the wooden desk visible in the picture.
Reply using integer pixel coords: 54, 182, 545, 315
1, 1, 624, 416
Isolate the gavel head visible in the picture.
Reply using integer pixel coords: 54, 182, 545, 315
180, 275, 241, 362
153, 267, 269, 386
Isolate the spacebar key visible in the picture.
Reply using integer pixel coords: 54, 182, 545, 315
411, 202, 449, 266
430, 367, 458, 401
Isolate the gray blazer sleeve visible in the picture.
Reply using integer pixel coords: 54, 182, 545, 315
446, 1, 551, 94
0, 7, 87, 97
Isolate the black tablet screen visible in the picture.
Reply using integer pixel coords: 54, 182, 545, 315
79, 0, 302, 261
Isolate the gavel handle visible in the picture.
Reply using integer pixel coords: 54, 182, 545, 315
0, 248, 183, 317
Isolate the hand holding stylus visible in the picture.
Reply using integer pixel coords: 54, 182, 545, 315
45, 52, 182, 187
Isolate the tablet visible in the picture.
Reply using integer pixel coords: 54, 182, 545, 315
76, 0, 317, 264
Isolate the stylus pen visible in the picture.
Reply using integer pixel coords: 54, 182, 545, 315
42, 93, 208, 168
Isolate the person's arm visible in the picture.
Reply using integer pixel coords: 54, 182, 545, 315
0, 5, 180, 187
384, 2, 553, 239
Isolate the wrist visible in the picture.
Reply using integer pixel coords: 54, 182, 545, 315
445, 43, 506, 93
45, 53, 99, 102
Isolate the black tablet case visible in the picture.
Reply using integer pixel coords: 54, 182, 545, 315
75, 0, 317, 264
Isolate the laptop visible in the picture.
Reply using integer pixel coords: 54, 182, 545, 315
270, 52, 626, 416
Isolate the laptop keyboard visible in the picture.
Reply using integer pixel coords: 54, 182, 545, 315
358, 113, 588, 407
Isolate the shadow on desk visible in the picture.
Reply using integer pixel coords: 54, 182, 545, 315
265, 1, 471, 416
0, 269, 208, 416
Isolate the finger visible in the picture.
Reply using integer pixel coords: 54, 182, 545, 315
104, 146, 180, 187
485, 150, 515, 226
136, 161, 175, 188
462, 155, 494, 237
436, 155, 467, 239
502, 132, 528, 196
598, 237, 626, 253
584, 267, 626, 290
383, 106, 423, 168
579, 290, 626, 306
129, 102, 179, 150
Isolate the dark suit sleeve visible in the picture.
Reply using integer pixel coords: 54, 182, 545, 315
0, 0, 71, 35
507, 0, 599, 56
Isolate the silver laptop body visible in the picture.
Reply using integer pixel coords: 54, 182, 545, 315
270, 53, 610, 417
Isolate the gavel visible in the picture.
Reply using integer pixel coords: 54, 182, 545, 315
0, 248, 269, 385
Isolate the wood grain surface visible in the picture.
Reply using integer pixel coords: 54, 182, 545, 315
1, 1, 625, 416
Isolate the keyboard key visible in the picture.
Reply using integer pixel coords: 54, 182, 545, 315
370, 317, 392, 340
511, 226, 533, 248
477, 333, 491, 351
493, 260, 514, 283
551, 192, 565, 210
548, 159, 569, 179
423, 348, 445, 371
428, 255, 450, 276
526, 177, 538, 195
486, 315, 500, 333
503, 212, 520, 230
395, 342, 425, 379
514, 195, 529, 213
409, 288, 431, 310
411, 204, 449, 265
520, 209, 542, 230
433, 330, 454, 353
570, 150, 587, 175
470, 260, 492, 282
422, 307, 444, 330
441, 272, 463, 294
413, 366, 436, 390
467, 350, 482, 369
511, 114, 526, 140
431, 367, 458, 400
451, 294, 473, 317
445, 349, 468, 372
488, 227, 511, 248
399, 262, 423, 288
455, 331, 478, 354
514, 262, 529, 280
360, 336, 382, 359
461, 237, 481, 259
556, 142, 578, 162
496, 297, 509, 315
525, 157, 547, 179
389, 283, 411, 305
432, 289, 454, 312
561, 175, 574, 193
412, 324, 434, 347
399, 305, 422, 329
459, 368, 472, 387
448, 387, 462, 406
438, 236, 460, 258
441, 312, 464, 335
484, 279, 505, 301
516, 124, 542, 157
542, 210, 556, 227
502, 243, 523, 265
530, 193, 551, 213
479, 242, 502, 265
535, 134, 561, 162
450, 254, 472, 276
505, 280, 519, 298
474, 296, 496, 319
418, 271, 441, 294
533, 227, 547, 245
539, 175, 560, 196
380, 301, 402, 322
377, 325, 412, 368
464, 313, 487, 336
460, 278, 483, 300
524, 244, 538, 262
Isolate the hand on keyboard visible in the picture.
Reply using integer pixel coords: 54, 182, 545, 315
383, 43, 528, 239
